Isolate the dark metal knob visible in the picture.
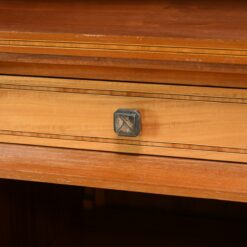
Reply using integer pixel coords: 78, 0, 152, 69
114, 109, 141, 137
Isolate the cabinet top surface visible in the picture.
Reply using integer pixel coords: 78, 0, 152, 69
0, 0, 246, 44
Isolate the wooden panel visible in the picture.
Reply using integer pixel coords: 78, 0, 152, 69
1, 143, 247, 202
0, 0, 246, 41
1, 54, 247, 88
1, 38, 246, 67
0, 0, 247, 85
0, 75, 247, 162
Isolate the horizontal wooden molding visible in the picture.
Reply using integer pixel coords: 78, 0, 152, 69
1, 143, 247, 202
1, 38, 247, 56
0, 38, 247, 67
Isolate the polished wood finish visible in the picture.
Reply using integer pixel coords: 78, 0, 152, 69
1, 75, 247, 162
1, 143, 247, 202
1, 0, 247, 41
0, 0, 247, 86
0, 0, 247, 203
1, 1, 247, 245
1, 57, 247, 88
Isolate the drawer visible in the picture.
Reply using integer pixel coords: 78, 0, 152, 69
0, 75, 247, 163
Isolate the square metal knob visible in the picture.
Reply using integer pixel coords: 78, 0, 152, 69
114, 109, 141, 137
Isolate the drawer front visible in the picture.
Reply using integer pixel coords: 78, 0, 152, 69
0, 76, 247, 162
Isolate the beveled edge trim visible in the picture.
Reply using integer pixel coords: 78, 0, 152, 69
0, 37, 247, 66
1, 134, 247, 163
1, 31, 247, 49
1, 143, 247, 202
1, 39, 247, 55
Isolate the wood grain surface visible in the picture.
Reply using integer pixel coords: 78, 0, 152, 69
0, 75, 247, 162
0, 0, 247, 86
1, 143, 247, 203
1, 55, 247, 88
0, 0, 247, 44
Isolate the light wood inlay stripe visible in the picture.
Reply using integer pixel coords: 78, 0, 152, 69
0, 83, 247, 104
0, 130, 246, 155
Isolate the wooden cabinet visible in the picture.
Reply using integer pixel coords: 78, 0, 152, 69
0, 0, 247, 245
